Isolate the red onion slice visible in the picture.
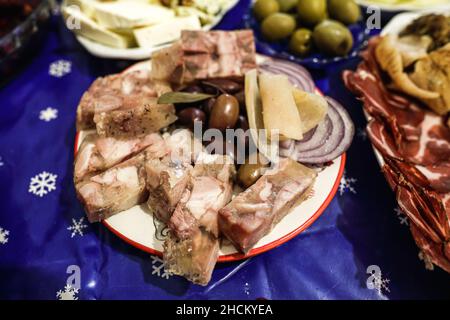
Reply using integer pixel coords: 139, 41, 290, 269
295, 97, 354, 164
259, 58, 316, 93
295, 116, 333, 153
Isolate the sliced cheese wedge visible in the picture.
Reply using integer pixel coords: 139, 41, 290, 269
93, 2, 175, 29
245, 70, 279, 163
259, 73, 303, 141
62, 6, 134, 49
134, 16, 201, 48
292, 89, 328, 134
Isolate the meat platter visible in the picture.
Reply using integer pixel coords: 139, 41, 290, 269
344, 11, 450, 273
74, 30, 353, 285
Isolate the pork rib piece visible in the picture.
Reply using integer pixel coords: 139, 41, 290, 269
163, 154, 235, 285
76, 70, 172, 131
151, 30, 257, 84
74, 133, 167, 183
76, 146, 167, 223
219, 158, 317, 253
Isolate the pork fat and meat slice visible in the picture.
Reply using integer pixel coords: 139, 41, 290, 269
163, 155, 235, 285
94, 97, 177, 138
151, 30, 257, 84
76, 70, 172, 130
74, 133, 167, 183
219, 158, 317, 253
76, 146, 167, 223
146, 157, 192, 223
145, 129, 204, 223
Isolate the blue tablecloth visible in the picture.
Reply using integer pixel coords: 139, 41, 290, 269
0, 1, 449, 300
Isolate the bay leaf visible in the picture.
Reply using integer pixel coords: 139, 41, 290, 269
158, 92, 214, 104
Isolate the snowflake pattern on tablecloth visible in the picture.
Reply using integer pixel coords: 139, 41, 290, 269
394, 207, 409, 226
357, 128, 367, 141
56, 284, 79, 300
39, 107, 58, 122
339, 171, 357, 196
29, 171, 57, 197
0, 227, 9, 245
49, 60, 72, 78
151, 256, 172, 279
67, 217, 88, 238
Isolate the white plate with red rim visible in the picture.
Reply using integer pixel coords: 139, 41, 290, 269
74, 55, 346, 262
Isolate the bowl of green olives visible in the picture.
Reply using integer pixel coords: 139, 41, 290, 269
245, 0, 371, 68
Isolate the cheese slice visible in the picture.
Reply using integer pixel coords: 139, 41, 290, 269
133, 16, 201, 48
259, 73, 304, 141
62, 6, 134, 49
93, 2, 175, 29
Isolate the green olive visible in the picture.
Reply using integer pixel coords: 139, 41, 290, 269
289, 28, 313, 56
328, 0, 361, 25
261, 13, 297, 42
209, 94, 240, 131
276, 0, 298, 12
253, 0, 280, 21
313, 20, 353, 56
297, 0, 327, 27
237, 159, 268, 189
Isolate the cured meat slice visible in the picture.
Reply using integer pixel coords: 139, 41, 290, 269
163, 155, 235, 285
219, 158, 316, 253
76, 70, 172, 130
74, 133, 167, 183
151, 30, 257, 84
344, 37, 450, 273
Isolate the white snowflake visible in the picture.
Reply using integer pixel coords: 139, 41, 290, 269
357, 128, 368, 141
151, 256, 172, 279
39, 107, 58, 122
394, 207, 409, 226
0, 227, 10, 245
372, 274, 391, 295
29, 171, 58, 197
49, 60, 72, 78
67, 217, 88, 238
56, 284, 79, 300
339, 171, 357, 196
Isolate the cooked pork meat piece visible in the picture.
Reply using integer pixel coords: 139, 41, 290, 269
146, 157, 192, 223
163, 154, 235, 285
74, 133, 167, 183
162, 129, 205, 164
410, 44, 450, 116
219, 158, 317, 253
94, 98, 177, 138
151, 30, 257, 84
145, 129, 205, 223
76, 70, 172, 131
76, 146, 167, 223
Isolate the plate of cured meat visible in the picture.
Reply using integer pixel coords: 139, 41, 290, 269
74, 30, 354, 285
344, 12, 450, 273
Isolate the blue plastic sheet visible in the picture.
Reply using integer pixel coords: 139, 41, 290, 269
0, 1, 449, 300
